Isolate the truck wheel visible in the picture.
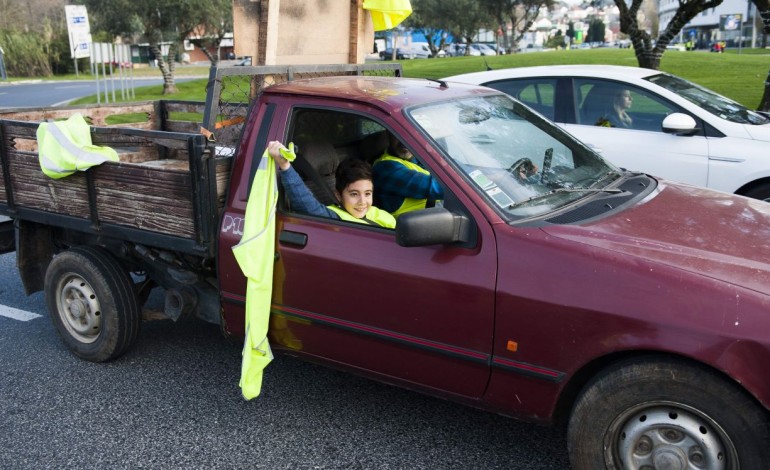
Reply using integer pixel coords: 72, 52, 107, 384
568, 356, 770, 469
44, 246, 141, 362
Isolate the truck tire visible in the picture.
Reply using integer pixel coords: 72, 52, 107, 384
568, 356, 770, 469
44, 246, 141, 362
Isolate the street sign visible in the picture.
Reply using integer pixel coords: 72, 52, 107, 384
65, 5, 92, 59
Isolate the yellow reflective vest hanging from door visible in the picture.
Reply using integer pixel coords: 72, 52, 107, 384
232, 146, 295, 400
36, 113, 119, 179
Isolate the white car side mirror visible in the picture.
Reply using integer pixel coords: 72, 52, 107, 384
662, 113, 699, 136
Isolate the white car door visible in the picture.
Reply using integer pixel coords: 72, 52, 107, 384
565, 79, 709, 186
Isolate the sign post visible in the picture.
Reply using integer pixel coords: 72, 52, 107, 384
65, 5, 92, 76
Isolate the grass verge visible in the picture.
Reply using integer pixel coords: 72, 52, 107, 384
68, 49, 769, 109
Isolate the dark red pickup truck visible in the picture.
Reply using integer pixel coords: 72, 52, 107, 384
2, 64, 770, 469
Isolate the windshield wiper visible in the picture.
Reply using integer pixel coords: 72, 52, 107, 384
508, 187, 623, 209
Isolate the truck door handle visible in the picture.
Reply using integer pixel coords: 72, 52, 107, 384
279, 230, 307, 247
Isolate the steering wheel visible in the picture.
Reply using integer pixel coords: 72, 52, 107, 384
507, 157, 537, 182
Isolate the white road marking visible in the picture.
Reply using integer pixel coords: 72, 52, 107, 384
0, 305, 42, 321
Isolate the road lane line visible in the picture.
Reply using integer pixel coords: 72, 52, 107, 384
0, 305, 42, 321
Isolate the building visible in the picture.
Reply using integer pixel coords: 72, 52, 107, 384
659, 0, 758, 49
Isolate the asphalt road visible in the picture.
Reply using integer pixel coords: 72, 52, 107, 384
0, 77, 201, 108
0, 251, 571, 469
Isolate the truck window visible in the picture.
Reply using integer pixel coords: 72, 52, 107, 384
281, 107, 445, 224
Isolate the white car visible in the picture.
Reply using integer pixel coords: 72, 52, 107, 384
445, 65, 770, 200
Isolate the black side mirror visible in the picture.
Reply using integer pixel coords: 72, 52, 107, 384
396, 207, 473, 247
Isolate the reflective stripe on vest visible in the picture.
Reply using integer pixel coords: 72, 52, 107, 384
36, 113, 119, 179
327, 204, 396, 228
374, 154, 430, 217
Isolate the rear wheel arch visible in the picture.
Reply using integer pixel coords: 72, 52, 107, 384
735, 177, 770, 202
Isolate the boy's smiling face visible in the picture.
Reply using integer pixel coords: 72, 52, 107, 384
337, 179, 373, 218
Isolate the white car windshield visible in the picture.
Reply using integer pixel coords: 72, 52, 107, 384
647, 73, 770, 125
408, 94, 621, 219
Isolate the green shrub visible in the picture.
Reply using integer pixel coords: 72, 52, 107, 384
0, 29, 52, 77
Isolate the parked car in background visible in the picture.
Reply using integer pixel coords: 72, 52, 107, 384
446, 43, 481, 57
469, 43, 498, 56
445, 64, 770, 200
481, 42, 507, 54
379, 48, 415, 60
408, 42, 433, 59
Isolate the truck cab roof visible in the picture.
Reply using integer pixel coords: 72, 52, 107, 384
263, 76, 497, 112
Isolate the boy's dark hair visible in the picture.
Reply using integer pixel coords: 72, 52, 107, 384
335, 158, 372, 193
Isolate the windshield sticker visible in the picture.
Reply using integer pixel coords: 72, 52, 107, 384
469, 169, 495, 190
487, 187, 514, 207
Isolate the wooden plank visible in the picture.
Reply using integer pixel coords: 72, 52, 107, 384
7, 150, 91, 218
92, 161, 195, 238
0, 102, 157, 127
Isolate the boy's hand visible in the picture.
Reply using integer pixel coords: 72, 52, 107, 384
267, 141, 293, 171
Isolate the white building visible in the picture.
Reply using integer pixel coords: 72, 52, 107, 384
659, 0, 758, 49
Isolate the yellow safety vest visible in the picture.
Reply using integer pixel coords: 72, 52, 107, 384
232, 147, 294, 400
373, 154, 432, 217
327, 204, 396, 228
36, 113, 119, 179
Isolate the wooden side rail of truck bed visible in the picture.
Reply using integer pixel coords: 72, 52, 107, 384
0, 119, 230, 258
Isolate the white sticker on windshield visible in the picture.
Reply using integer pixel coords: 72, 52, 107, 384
469, 169, 495, 190
487, 187, 514, 207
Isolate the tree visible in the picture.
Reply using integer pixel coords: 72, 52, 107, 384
404, 0, 450, 56
80, 0, 231, 94
480, 0, 558, 53
753, 0, 770, 110
615, 0, 723, 69
0, 0, 69, 76
444, 0, 495, 53
545, 29, 566, 48
586, 17, 606, 44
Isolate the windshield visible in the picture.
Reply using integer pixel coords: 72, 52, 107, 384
647, 73, 769, 125
408, 94, 620, 219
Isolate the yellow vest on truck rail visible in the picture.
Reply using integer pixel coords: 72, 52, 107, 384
36, 113, 119, 179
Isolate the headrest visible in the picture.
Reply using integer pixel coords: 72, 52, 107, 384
358, 131, 389, 163
301, 141, 339, 176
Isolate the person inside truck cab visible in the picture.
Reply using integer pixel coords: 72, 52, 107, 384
267, 141, 396, 229
372, 134, 444, 218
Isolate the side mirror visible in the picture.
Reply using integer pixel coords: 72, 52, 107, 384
662, 113, 699, 136
396, 207, 473, 247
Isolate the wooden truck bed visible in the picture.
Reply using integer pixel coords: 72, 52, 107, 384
0, 102, 230, 258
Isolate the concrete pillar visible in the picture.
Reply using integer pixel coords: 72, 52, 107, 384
232, 0, 375, 65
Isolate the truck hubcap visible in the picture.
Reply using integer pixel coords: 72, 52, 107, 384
609, 403, 734, 470
58, 275, 101, 343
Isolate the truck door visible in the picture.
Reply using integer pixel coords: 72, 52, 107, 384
221, 104, 496, 399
